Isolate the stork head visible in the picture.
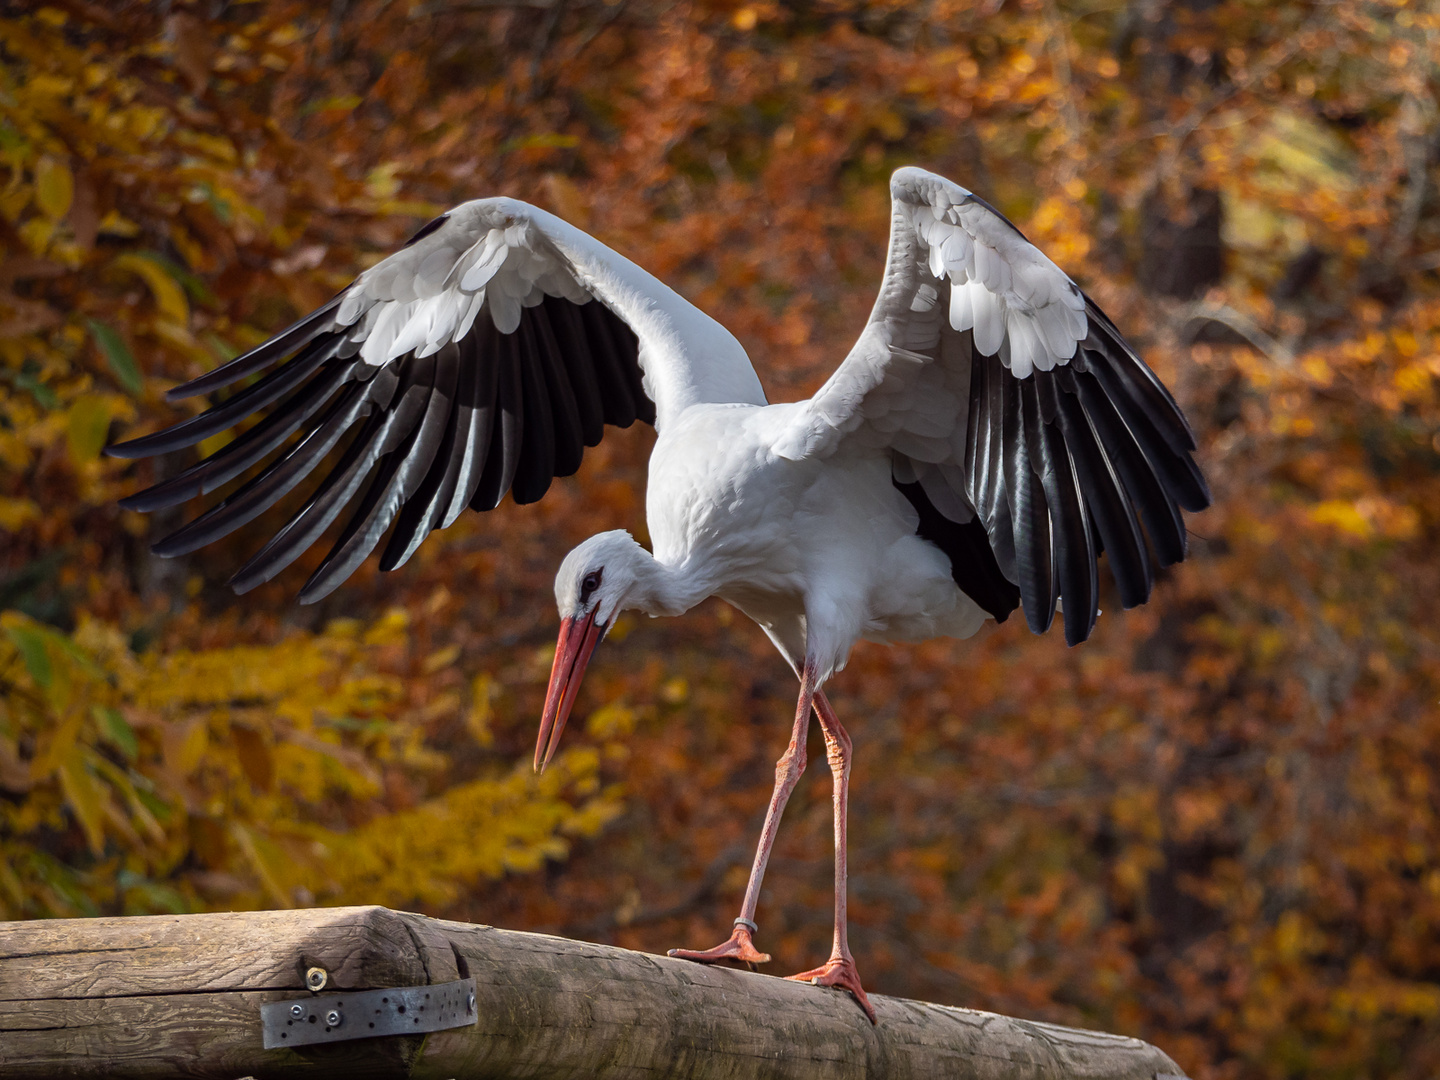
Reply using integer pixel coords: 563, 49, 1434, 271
535, 531, 649, 772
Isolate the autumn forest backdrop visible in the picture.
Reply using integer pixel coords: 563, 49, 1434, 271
3, 0, 1439, 1076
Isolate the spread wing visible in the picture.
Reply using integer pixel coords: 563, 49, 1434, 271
107, 199, 767, 603
779, 167, 1210, 645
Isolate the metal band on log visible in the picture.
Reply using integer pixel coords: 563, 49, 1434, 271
0, 905, 1187, 1079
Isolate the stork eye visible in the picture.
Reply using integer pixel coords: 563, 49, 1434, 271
580, 569, 602, 605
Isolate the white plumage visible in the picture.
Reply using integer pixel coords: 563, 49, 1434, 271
109, 166, 1210, 1023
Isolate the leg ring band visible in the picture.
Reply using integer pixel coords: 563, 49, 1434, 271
733, 917, 758, 933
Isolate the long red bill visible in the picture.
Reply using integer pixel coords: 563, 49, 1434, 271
534, 609, 605, 772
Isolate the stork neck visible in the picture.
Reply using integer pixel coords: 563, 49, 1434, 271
628, 552, 713, 619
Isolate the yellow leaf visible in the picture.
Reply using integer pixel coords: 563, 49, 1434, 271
421, 689, 462, 723
122, 105, 168, 142
97, 209, 140, 238
0, 497, 39, 530
366, 163, 402, 200
34, 157, 73, 221
197, 429, 233, 460
0, 187, 30, 223
0, 860, 24, 910
1395, 363, 1431, 401
26, 74, 73, 98
1309, 499, 1373, 540
19, 218, 56, 254
1274, 910, 1314, 961
111, 253, 189, 324
466, 674, 495, 746
586, 703, 636, 740
89, 756, 165, 843
363, 608, 409, 646
30, 710, 80, 779
163, 719, 209, 777
422, 644, 460, 674
172, 130, 236, 162
151, 318, 204, 358
66, 394, 111, 465
230, 822, 291, 908
232, 725, 275, 792
57, 752, 107, 855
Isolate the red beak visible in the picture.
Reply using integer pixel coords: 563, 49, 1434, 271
534, 609, 605, 772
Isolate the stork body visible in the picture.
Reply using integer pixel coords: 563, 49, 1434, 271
641, 403, 987, 679
110, 168, 1210, 1024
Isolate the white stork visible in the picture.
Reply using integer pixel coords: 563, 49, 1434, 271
109, 167, 1209, 1022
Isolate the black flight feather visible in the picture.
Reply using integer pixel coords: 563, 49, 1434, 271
522, 304, 585, 479
542, 294, 606, 445
378, 389, 463, 573
1087, 356, 1210, 515
1031, 375, 1096, 646
1051, 372, 1151, 609
165, 291, 349, 401
107, 336, 343, 460
1082, 299, 1198, 452
118, 355, 364, 513
110, 241, 660, 599
446, 329, 498, 522
301, 347, 454, 602
964, 346, 1018, 585
1071, 369, 1188, 567
1004, 366, 1055, 634
509, 313, 556, 505
470, 317, 524, 511
226, 354, 435, 594
375, 342, 465, 575
148, 375, 388, 558
578, 299, 639, 428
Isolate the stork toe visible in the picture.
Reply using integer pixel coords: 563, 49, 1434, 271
785, 957, 876, 1024
667, 925, 771, 968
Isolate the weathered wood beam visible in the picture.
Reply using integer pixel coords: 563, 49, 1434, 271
0, 906, 1187, 1079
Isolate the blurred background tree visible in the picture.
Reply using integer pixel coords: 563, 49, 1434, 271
2, 1, 1438, 1077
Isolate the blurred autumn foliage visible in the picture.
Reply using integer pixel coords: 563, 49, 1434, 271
2, 0, 1439, 1075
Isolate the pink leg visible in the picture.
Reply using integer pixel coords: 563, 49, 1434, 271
668, 659, 818, 967
784, 690, 875, 1023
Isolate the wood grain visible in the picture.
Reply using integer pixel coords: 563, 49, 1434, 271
0, 907, 1189, 1079
0, 906, 424, 1000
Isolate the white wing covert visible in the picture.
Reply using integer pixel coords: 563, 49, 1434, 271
782, 167, 1210, 645
107, 199, 766, 603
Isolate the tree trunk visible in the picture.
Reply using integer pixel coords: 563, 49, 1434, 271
0, 906, 1188, 1080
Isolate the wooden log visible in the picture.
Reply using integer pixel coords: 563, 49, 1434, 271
0, 906, 1188, 1079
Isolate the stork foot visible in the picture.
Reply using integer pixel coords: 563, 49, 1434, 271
667, 925, 770, 969
786, 956, 876, 1023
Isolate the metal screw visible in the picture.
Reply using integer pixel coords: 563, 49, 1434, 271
289, 1003, 305, 1018
326, 1010, 342, 1027
466, 991, 476, 1013
305, 967, 328, 992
